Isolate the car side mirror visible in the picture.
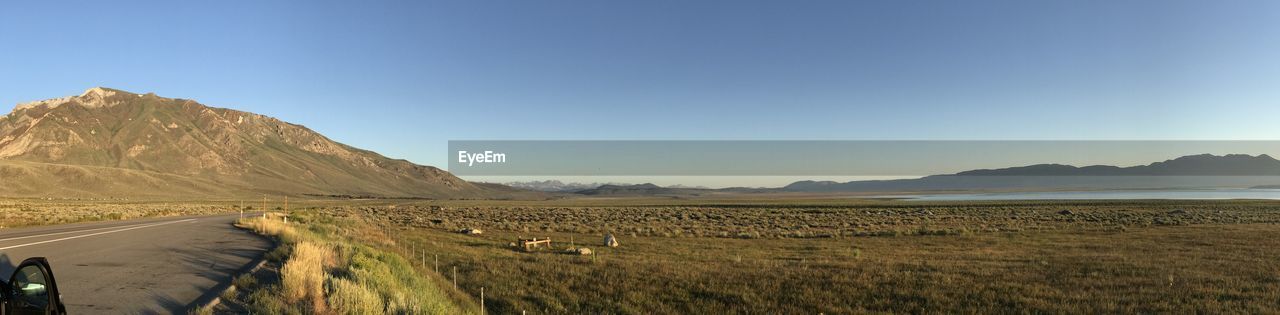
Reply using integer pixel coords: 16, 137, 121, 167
17, 282, 46, 296
8, 257, 65, 315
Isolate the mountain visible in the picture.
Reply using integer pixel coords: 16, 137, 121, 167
785, 154, 1280, 192
0, 87, 511, 199
502, 180, 625, 192
576, 183, 667, 195
955, 154, 1280, 176
501, 180, 716, 193
573, 183, 715, 196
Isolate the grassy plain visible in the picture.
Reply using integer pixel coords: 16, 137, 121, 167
0, 199, 235, 227
287, 198, 1280, 314
8, 197, 1280, 313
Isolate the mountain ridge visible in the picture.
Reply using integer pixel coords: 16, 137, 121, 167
954, 154, 1280, 176
784, 153, 1280, 192
0, 87, 516, 199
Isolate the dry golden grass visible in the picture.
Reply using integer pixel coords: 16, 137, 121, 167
282, 242, 335, 312
381, 222, 1280, 313
0, 199, 233, 227
326, 276, 385, 315
238, 213, 302, 244
319, 199, 1280, 313
230, 215, 472, 314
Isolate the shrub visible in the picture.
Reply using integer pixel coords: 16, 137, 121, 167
232, 211, 466, 314
220, 286, 237, 301
265, 244, 291, 263
282, 242, 334, 312
327, 276, 385, 315
234, 274, 257, 289
247, 284, 294, 314
236, 217, 295, 240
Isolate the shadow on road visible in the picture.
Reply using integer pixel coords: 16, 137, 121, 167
154, 222, 274, 313
141, 292, 187, 315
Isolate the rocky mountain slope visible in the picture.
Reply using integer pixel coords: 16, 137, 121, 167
0, 87, 504, 199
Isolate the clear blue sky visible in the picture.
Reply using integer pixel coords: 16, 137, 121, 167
4, 0, 1279, 170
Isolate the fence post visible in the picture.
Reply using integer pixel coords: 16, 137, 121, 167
480, 287, 485, 315
453, 266, 457, 290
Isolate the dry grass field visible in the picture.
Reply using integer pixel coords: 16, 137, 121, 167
379, 223, 1280, 313
363, 199, 1280, 238
8, 197, 1279, 313
0, 199, 235, 227
313, 199, 1280, 313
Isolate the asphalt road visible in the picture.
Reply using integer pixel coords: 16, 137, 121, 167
0, 213, 271, 314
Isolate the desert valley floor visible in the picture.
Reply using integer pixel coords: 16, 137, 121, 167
5, 197, 1279, 313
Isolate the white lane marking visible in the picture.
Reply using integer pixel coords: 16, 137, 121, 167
0, 221, 167, 243
0, 219, 196, 251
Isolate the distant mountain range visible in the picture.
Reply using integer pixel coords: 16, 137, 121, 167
0, 87, 527, 199
549, 154, 1280, 196
573, 183, 755, 196
574, 183, 701, 196
502, 180, 627, 192
784, 154, 1280, 192
503, 180, 712, 193
953, 154, 1280, 176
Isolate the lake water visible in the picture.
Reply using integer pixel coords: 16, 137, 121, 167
891, 189, 1280, 201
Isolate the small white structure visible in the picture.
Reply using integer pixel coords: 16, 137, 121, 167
604, 234, 620, 247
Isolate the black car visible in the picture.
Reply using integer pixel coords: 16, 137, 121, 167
0, 258, 65, 315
